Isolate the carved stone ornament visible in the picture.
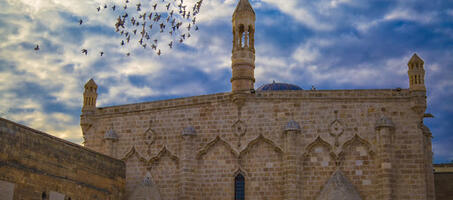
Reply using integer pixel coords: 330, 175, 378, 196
129, 172, 162, 200
232, 120, 247, 137
144, 128, 156, 145
315, 170, 362, 200
144, 121, 156, 145
329, 120, 344, 147
329, 120, 344, 136
285, 120, 301, 132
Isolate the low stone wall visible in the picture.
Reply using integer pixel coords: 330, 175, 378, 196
0, 118, 125, 200
434, 163, 453, 200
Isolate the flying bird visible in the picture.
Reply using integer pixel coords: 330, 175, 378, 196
153, 3, 157, 10
79, 19, 83, 25
97, 7, 101, 12
169, 42, 173, 48
112, 5, 116, 11
81, 49, 88, 55
34, 44, 39, 51
100, 52, 104, 56
157, 49, 161, 56
166, 3, 171, 10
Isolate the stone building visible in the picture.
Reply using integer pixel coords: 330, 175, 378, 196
0, 117, 125, 200
433, 163, 453, 200
78, 0, 435, 199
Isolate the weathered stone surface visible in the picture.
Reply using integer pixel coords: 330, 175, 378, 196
433, 163, 453, 200
0, 117, 125, 200
129, 173, 161, 200
0, 180, 15, 200
316, 170, 362, 200
49, 191, 65, 200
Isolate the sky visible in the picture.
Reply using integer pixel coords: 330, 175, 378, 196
0, 0, 452, 163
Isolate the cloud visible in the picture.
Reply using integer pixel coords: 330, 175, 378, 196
384, 8, 437, 24
260, 0, 333, 31
1, 0, 453, 163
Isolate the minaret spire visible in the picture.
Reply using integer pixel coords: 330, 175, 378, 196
407, 53, 426, 91
82, 78, 98, 113
231, 0, 256, 93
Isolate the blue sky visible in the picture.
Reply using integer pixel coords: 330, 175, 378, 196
0, 0, 452, 163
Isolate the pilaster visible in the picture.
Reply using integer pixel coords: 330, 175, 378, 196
421, 124, 435, 200
283, 120, 301, 200
104, 126, 118, 158
375, 116, 395, 200
180, 126, 197, 200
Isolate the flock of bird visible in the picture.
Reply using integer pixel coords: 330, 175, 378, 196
35, 0, 204, 57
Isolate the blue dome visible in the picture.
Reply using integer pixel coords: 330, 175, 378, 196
257, 81, 303, 91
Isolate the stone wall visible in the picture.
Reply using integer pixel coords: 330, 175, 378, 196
82, 89, 434, 199
434, 172, 453, 200
433, 163, 453, 200
0, 118, 125, 200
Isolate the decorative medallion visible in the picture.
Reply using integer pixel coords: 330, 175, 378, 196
144, 120, 156, 146
329, 120, 344, 137
144, 129, 156, 145
232, 120, 247, 137
232, 120, 247, 147
329, 112, 344, 147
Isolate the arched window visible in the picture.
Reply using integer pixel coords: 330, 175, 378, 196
235, 173, 245, 200
42, 192, 47, 200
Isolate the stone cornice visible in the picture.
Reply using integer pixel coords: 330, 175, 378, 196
91, 89, 413, 117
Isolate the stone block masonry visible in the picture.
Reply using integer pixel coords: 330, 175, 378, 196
82, 88, 435, 199
0, 117, 125, 200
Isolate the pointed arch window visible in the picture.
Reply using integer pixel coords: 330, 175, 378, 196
235, 173, 245, 200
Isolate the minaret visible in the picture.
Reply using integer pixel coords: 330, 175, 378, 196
408, 53, 426, 91
82, 79, 98, 113
231, 0, 256, 93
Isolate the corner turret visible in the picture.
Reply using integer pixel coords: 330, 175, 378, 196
82, 79, 98, 113
81, 79, 98, 145
231, 0, 256, 93
408, 53, 426, 91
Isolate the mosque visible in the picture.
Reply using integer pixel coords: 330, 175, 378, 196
0, 0, 435, 199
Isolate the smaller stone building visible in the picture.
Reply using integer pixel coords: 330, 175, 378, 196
433, 163, 453, 200
0, 117, 125, 200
